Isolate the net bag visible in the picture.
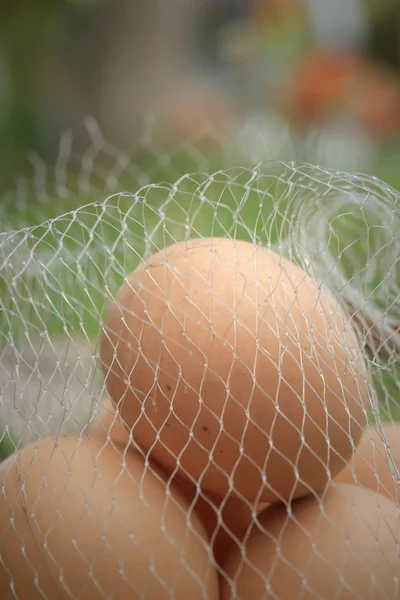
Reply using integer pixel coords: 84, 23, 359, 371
0, 122, 399, 599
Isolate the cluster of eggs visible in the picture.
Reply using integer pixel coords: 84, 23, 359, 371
1, 237, 399, 599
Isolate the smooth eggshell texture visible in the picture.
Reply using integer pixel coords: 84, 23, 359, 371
220, 484, 400, 600
101, 237, 368, 502
335, 423, 400, 501
0, 435, 219, 600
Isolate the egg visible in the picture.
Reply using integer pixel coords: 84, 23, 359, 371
101, 237, 368, 503
0, 434, 219, 600
335, 423, 400, 501
220, 484, 400, 600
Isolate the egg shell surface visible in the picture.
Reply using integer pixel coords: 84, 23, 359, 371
335, 422, 400, 501
0, 434, 219, 600
101, 237, 368, 502
220, 483, 400, 600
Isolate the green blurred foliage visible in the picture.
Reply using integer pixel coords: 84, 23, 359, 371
364, 0, 400, 70
365, 0, 395, 20
0, 0, 107, 189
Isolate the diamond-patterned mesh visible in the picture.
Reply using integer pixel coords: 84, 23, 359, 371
0, 120, 399, 599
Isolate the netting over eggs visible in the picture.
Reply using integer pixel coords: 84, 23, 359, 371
0, 122, 399, 599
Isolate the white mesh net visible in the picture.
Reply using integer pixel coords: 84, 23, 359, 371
0, 120, 400, 599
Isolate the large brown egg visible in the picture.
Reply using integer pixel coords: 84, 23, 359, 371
101, 237, 368, 502
220, 484, 400, 600
335, 422, 400, 501
0, 434, 219, 600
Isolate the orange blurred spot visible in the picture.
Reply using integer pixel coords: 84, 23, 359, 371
286, 49, 362, 123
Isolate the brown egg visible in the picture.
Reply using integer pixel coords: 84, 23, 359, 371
220, 484, 400, 600
335, 423, 400, 501
101, 237, 368, 503
0, 435, 219, 600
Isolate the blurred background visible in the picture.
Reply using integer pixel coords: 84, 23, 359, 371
1, 0, 400, 192
1, 0, 400, 460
